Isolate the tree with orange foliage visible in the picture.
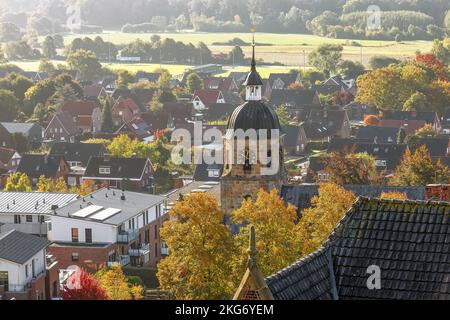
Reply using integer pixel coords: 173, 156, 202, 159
380, 191, 407, 200
61, 268, 108, 300
415, 53, 448, 81
288, 82, 303, 90
232, 189, 301, 278
363, 115, 380, 126
157, 193, 237, 300
297, 182, 356, 255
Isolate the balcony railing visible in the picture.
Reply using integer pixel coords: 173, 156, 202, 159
117, 229, 139, 244
129, 244, 150, 257
107, 255, 131, 267
161, 246, 169, 256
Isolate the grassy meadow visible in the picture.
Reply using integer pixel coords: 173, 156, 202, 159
18, 31, 434, 75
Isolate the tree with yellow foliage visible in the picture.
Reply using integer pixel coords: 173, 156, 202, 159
36, 176, 69, 193
231, 189, 301, 279
157, 193, 237, 300
297, 183, 356, 256
4, 173, 32, 192
97, 264, 143, 300
380, 191, 407, 200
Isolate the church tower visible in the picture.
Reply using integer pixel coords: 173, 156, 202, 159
221, 35, 285, 214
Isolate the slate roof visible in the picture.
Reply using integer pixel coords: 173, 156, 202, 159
266, 247, 338, 300
83, 85, 106, 98
204, 77, 235, 92
327, 138, 406, 171
0, 122, 41, 135
268, 89, 319, 108
49, 142, 106, 165
379, 120, 427, 136
303, 110, 348, 140
84, 157, 151, 180
0, 230, 51, 264
117, 118, 153, 140
283, 125, 307, 147
228, 72, 248, 86
193, 163, 223, 182
163, 102, 193, 123
204, 103, 238, 121
281, 184, 426, 212
266, 197, 450, 300
442, 108, 450, 129
16, 154, 68, 178
407, 137, 449, 158
268, 73, 300, 89
356, 126, 400, 144
384, 111, 438, 125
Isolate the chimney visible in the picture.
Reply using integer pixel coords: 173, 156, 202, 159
426, 184, 450, 202
121, 191, 126, 201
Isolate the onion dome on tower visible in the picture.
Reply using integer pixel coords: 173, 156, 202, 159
226, 35, 280, 133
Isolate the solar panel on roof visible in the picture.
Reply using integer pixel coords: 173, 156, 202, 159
89, 208, 122, 221
72, 205, 104, 218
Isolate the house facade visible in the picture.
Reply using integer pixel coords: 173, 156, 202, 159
0, 230, 60, 300
47, 189, 167, 271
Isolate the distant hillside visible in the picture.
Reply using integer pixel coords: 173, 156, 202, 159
0, 0, 449, 40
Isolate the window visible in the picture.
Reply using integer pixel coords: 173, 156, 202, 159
32, 259, 35, 277
0, 271, 8, 291
71, 253, 79, 262
14, 215, 21, 224
207, 169, 220, 178
99, 167, 111, 174
26, 215, 33, 223
71, 228, 79, 243
85, 229, 92, 244
40, 216, 45, 223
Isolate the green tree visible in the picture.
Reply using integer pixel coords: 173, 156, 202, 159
11, 133, 29, 153
0, 73, 33, 103
308, 44, 343, 77
229, 46, 245, 65
116, 70, 135, 89
403, 91, 429, 111
276, 105, 291, 126
38, 58, 56, 75
67, 49, 103, 81
338, 60, 365, 79
101, 98, 114, 133
0, 89, 19, 121
368, 56, 400, 70
396, 127, 407, 144
390, 145, 450, 186
42, 36, 57, 59
186, 73, 203, 94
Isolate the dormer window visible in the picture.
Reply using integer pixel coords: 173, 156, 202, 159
99, 167, 111, 174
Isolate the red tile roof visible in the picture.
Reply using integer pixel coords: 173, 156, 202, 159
113, 98, 141, 114
193, 90, 223, 107
61, 101, 98, 117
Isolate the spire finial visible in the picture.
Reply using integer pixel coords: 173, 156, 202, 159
250, 27, 256, 71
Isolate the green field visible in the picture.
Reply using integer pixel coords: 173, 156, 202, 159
8, 59, 294, 77
19, 31, 434, 75
60, 31, 433, 66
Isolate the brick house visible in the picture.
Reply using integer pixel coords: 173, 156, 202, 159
44, 112, 80, 143
0, 230, 60, 300
192, 90, 225, 111
47, 189, 167, 271
112, 98, 141, 127
61, 101, 103, 133
83, 156, 154, 191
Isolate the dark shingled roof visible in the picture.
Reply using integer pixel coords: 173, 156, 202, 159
193, 163, 223, 182
17, 154, 67, 179
49, 142, 106, 165
281, 184, 426, 212
303, 110, 347, 140
266, 247, 338, 300
266, 197, 450, 300
268, 89, 319, 108
356, 126, 400, 144
384, 111, 438, 125
0, 230, 51, 264
84, 157, 150, 180
227, 101, 281, 133
407, 137, 449, 158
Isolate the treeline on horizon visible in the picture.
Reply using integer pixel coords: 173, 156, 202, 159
0, 0, 449, 41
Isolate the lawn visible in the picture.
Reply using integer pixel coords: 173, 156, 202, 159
59, 31, 433, 66
9, 59, 294, 77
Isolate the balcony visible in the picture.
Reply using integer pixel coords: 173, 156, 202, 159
161, 246, 169, 256
107, 255, 130, 267
129, 244, 150, 257
117, 229, 139, 244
